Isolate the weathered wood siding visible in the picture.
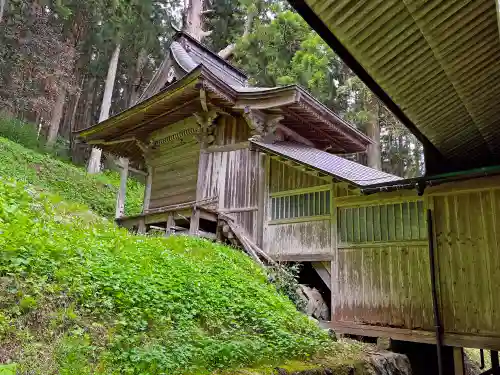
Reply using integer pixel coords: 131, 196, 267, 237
334, 244, 433, 330
269, 159, 326, 193
331, 192, 433, 331
264, 158, 333, 257
148, 118, 200, 209
330, 176, 500, 348
265, 219, 332, 257
201, 115, 261, 241
431, 179, 500, 337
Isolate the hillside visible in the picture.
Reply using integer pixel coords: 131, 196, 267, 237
0, 137, 143, 218
0, 163, 344, 374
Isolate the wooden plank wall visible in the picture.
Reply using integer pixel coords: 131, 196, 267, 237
265, 219, 332, 257
334, 243, 433, 330
269, 159, 326, 193
432, 184, 500, 337
201, 115, 261, 241
264, 159, 333, 257
148, 118, 200, 209
331, 191, 433, 331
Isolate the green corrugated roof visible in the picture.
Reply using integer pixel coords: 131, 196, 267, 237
291, 0, 500, 171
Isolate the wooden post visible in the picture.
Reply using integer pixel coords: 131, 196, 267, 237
191, 111, 216, 236
115, 157, 129, 219
137, 218, 146, 234
257, 152, 266, 247
453, 347, 465, 375
143, 165, 152, 213
166, 213, 175, 236
189, 207, 200, 235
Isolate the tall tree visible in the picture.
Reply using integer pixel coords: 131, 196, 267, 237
0, 0, 6, 23
87, 43, 121, 173
183, 0, 210, 41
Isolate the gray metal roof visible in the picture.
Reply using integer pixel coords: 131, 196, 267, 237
289, 0, 500, 172
170, 41, 198, 72
173, 32, 247, 87
252, 141, 401, 187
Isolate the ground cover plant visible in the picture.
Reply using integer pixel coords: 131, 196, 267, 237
0, 178, 340, 374
0, 136, 143, 218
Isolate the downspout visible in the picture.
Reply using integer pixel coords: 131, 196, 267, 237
427, 209, 443, 375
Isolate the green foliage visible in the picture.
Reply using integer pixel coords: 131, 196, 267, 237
267, 264, 306, 313
0, 117, 40, 151
0, 179, 334, 374
0, 364, 17, 375
0, 136, 143, 218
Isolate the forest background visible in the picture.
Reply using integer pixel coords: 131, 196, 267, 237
0, 0, 423, 177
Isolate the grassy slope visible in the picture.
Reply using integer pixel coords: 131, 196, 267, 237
0, 137, 143, 218
0, 182, 341, 374
0, 139, 365, 374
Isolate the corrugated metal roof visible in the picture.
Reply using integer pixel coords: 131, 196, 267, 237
252, 141, 401, 186
290, 0, 500, 171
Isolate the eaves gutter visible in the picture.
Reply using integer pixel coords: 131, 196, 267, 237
287, 0, 443, 164
360, 166, 500, 195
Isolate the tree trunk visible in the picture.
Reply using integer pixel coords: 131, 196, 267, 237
115, 157, 129, 219
81, 77, 96, 129
87, 43, 121, 174
46, 88, 67, 148
366, 99, 381, 170
128, 48, 148, 107
218, 9, 255, 59
0, 0, 6, 23
183, 0, 210, 41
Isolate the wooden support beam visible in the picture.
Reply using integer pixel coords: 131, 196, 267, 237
276, 124, 314, 146
129, 166, 147, 176
312, 262, 331, 290
453, 347, 465, 375
189, 208, 200, 235
137, 218, 146, 234
200, 88, 208, 112
143, 165, 152, 213
115, 158, 129, 219
204, 141, 249, 153
257, 152, 266, 248
218, 206, 258, 213
165, 213, 175, 236
88, 137, 136, 146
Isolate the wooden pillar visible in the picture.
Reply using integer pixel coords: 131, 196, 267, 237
137, 218, 146, 234
453, 347, 465, 375
165, 213, 175, 236
256, 152, 266, 247
143, 165, 152, 213
191, 111, 216, 236
115, 157, 129, 219
189, 207, 200, 235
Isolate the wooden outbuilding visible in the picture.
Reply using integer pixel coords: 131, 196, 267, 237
75, 30, 374, 257
76, 29, 500, 369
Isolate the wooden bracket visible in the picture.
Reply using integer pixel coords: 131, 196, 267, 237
194, 110, 219, 145
200, 88, 208, 112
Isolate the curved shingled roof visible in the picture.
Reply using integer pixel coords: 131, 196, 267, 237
289, 0, 500, 173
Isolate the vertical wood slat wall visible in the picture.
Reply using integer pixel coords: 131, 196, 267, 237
331, 175, 500, 340
201, 115, 260, 242
431, 182, 500, 337
264, 159, 334, 258
333, 195, 433, 330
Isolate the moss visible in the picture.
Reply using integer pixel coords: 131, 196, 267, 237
215, 341, 370, 375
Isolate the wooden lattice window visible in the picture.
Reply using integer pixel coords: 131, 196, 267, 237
337, 200, 426, 244
270, 190, 330, 221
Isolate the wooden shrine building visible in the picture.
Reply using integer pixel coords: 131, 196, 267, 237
77, 27, 500, 373
75, 29, 375, 253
